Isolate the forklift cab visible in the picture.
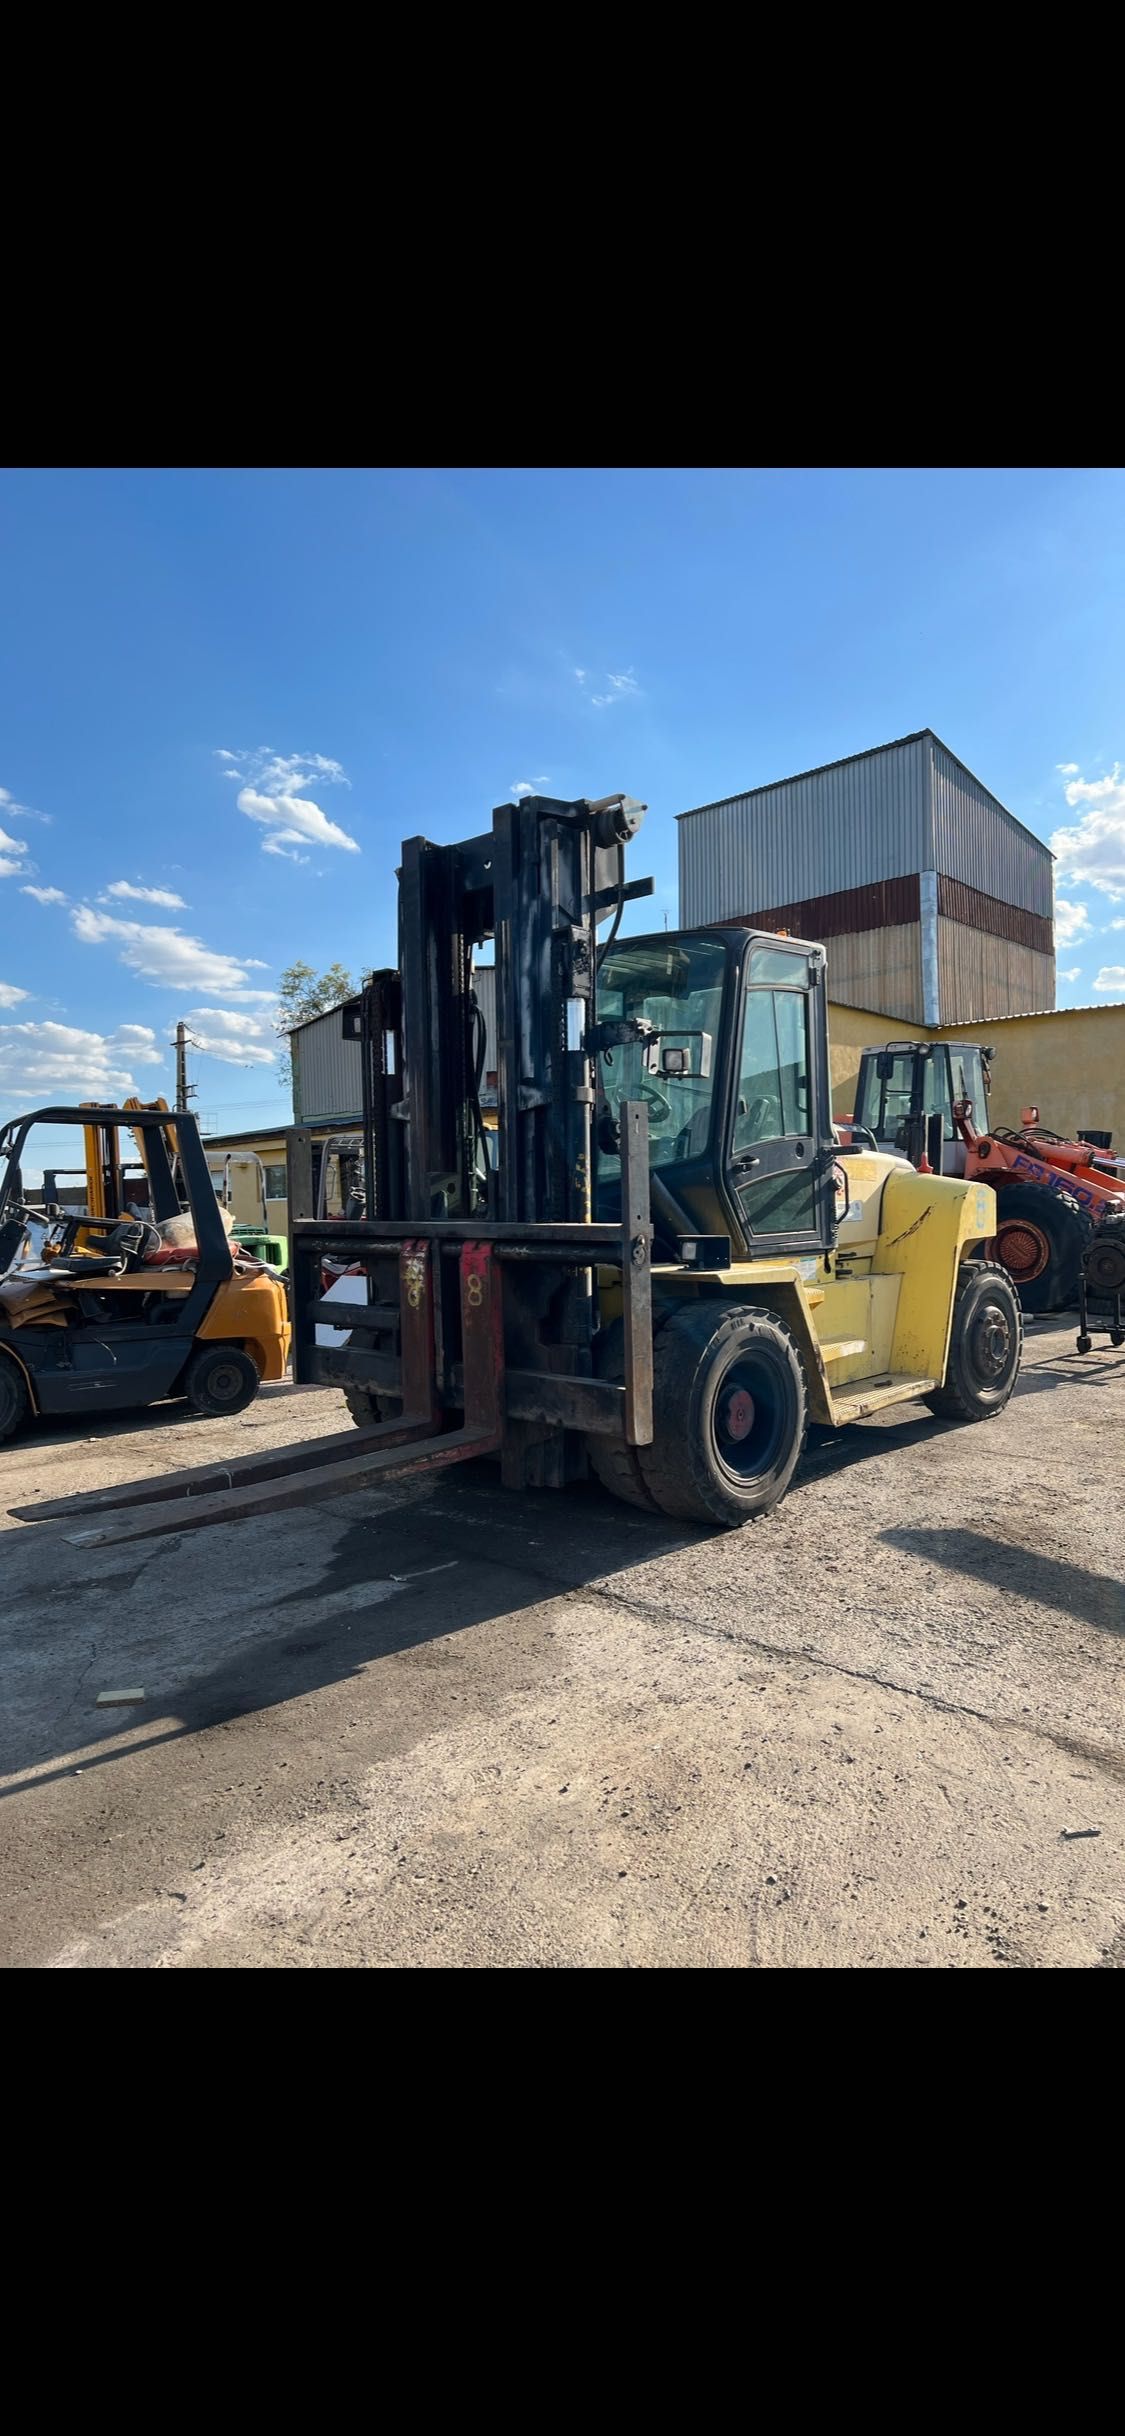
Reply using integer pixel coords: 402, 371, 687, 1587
852, 1041, 991, 1176
594, 927, 836, 1260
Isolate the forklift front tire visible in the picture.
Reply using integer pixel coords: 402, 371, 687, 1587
183, 1343, 261, 1418
639, 1302, 808, 1527
925, 1261, 1022, 1422
0, 1357, 29, 1444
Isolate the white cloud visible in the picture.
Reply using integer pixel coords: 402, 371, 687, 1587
102, 880, 188, 909
1109, 918, 1125, 931
216, 746, 360, 857
1058, 966, 1082, 983
178, 1008, 277, 1068
1093, 966, 1125, 993
1054, 898, 1090, 946
0, 785, 51, 826
0, 823, 30, 880
590, 669, 641, 708
1050, 761, 1125, 902
0, 1019, 163, 1103
72, 906, 274, 1000
260, 830, 310, 864
21, 885, 67, 906
510, 776, 550, 800
0, 982, 29, 1009
1056, 762, 1079, 775
574, 668, 588, 685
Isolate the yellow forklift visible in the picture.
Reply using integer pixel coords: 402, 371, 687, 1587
0, 1099, 290, 1441
20, 792, 1023, 1548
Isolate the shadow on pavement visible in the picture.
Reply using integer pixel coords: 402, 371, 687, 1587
3, 1354, 1119, 1793
879, 1526, 1125, 1638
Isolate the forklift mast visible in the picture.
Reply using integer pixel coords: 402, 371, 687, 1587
345, 792, 651, 1229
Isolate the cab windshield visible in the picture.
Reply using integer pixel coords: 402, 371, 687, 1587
596, 938, 727, 1177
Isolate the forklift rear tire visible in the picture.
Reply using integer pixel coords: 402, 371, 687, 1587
925, 1261, 1022, 1421
183, 1343, 261, 1418
0, 1357, 29, 1444
993, 1183, 1092, 1313
638, 1302, 808, 1527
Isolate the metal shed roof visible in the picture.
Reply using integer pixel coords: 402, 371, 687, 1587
677, 728, 1052, 860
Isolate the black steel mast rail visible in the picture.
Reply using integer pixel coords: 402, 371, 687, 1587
292, 1218, 627, 1248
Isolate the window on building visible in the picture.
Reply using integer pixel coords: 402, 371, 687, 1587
263, 1164, 287, 1202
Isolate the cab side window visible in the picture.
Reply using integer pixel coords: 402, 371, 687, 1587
735, 990, 810, 1149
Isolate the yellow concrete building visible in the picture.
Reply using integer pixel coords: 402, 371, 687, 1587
828, 998, 1125, 1143
202, 1121, 360, 1246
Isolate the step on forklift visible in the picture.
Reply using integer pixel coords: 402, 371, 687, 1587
19, 793, 1022, 1549
847, 1039, 1125, 1314
0, 1100, 290, 1442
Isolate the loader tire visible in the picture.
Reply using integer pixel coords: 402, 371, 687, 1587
0, 1356, 29, 1444
925, 1261, 1022, 1422
638, 1302, 808, 1528
993, 1182, 1092, 1313
584, 1316, 659, 1510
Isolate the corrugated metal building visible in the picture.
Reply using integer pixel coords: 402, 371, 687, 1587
678, 731, 1055, 1026
289, 971, 499, 1124
289, 1003, 364, 1125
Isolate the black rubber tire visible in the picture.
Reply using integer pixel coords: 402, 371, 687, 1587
637, 1302, 808, 1527
584, 1316, 660, 1511
183, 1343, 261, 1418
0, 1357, 29, 1445
1084, 1207, 1125, 1304
344, 1384, 397, 1429
993, 1182, 1093, 1313
925, 1261, 1022, 1421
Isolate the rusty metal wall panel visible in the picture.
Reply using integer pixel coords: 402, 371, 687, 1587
290, 1006, 363, 1124
937, 920, 1055, 1022
819, 923, 924, 1025
930, 737, 1053, 916
678, 733, 931, 923
936, 873, 1053, 956
717, 873, 921, 942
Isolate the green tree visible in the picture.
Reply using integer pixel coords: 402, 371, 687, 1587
276, 959, 355, 1100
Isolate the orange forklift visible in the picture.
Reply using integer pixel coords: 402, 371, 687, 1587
0, 1100, 290, 1441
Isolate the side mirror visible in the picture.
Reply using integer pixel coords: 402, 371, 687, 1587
875, 1052, 895, 1081
643, 1030, 712, 1080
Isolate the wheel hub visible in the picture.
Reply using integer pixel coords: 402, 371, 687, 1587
971, 1302, 1011, 1379
997, 1219, 1048, 1282
721, 1385, 755, 1441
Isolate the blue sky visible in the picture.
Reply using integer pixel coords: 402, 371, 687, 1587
1, 466, 1123, 1152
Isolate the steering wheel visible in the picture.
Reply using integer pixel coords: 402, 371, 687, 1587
639, 1080, 673, 1128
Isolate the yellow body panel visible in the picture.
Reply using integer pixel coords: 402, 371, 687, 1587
604, 1151, 996, 1434
198, 1272, 291, 1380
870, 1164, 994, 1379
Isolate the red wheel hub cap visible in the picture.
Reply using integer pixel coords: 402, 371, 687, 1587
723, 1386, 755, 1441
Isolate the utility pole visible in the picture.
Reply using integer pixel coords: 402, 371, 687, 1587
175, 1021, 196, 1115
